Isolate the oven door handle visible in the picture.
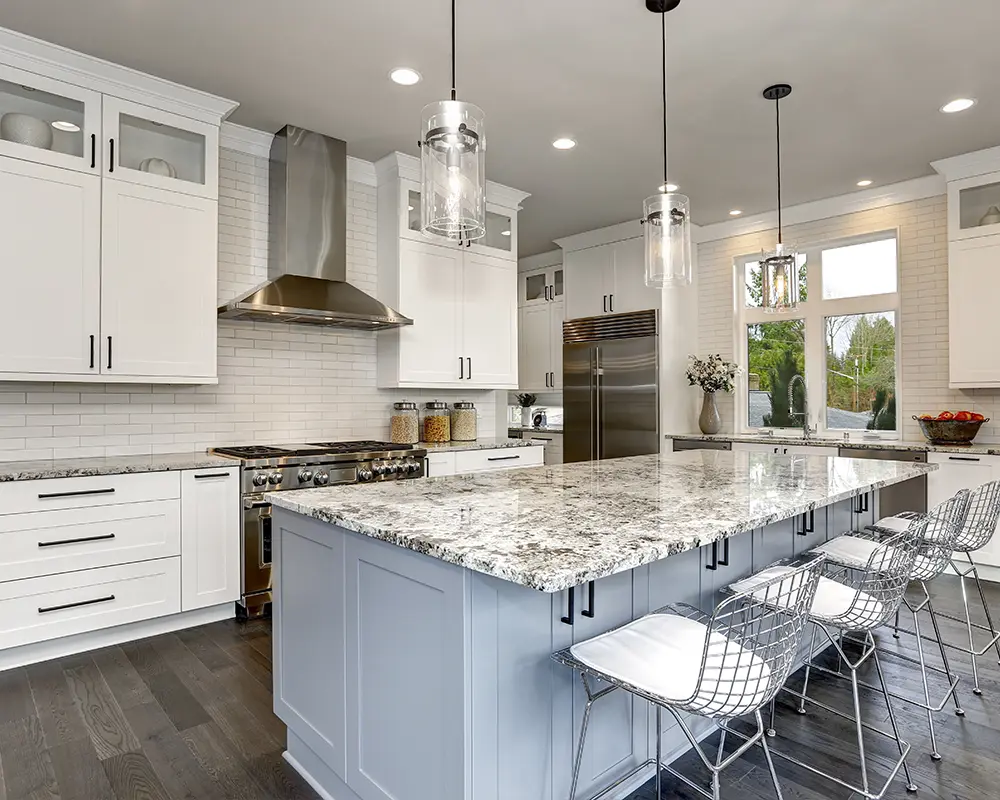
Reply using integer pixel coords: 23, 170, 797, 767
244, 496, 271, 510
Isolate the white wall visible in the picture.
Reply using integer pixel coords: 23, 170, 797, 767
0, 147, 496, 462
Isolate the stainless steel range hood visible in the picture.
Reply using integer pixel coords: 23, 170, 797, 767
218, 126, 412, 330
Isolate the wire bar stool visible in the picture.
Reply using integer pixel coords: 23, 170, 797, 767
810, 489, 972, 761
552, 556, 824, 800
728, 529, 924, 799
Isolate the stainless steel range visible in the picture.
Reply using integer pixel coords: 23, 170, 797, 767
210, 440, 427, 618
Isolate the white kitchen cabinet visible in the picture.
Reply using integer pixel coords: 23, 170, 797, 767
524, 432, 563, 465
0, 158, 101, 375
519, 263, 564, 307
518, 299, 564, 392
462, 251, 517, 387
180, 468, 240, 611
101, 180, 218, 379
424, 447, 545, 477
564, 237, 660, 321
948, 237, 1000, 388
927, 452, 1000, 567
610, 235, 661, 315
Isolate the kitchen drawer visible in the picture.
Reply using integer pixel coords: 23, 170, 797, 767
425, 452, 457, 478
0, 557, 180, 651
0, 471, 180, 516
0, 500, 180, 583
455, 446, 545, 473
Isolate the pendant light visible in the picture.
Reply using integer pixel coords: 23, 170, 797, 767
760, 84, 799, 312
642, 0, 692, 289
420, 0, 486, 241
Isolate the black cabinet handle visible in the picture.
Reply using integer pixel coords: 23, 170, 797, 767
107, 336, 113, 370
949, 456, 981, 462
89, 335, 95, 369
718, 537, 730, 567
603, 295, 607, 313
467, 357, 472, 380
424, 457, 430, 477
545, 285, 550, 301
797, 509, 815, 536
90, 134, 96, 169
706, 541, 719, 571
39, 533, 115, 548
854, 493, 870, 514
863, 493, 869, 513
459, 357, 464, 380
582, 581, 596, 618
38, 487, 115, 500
194, 472, 230, 479
487, 455, 521, 462
609, 294, 614, 312
39, 595, 115, 614
561, 587, 575, 625
550, 284, 555, 300
109, 138, 115, 172
545, 372, 549, 388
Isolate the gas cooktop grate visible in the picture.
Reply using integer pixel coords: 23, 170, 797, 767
306, 441, 413, 453
212, 445, 294, 458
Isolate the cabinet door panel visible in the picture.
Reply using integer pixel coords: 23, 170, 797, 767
610, 236, 660, 314
101, 181, 217, 379
0, 158, 100, 375
927, 454, 1000, 566
565, 244, 613, 320
463, 252, 517, 387
396, 240, 463, 384
181, 468, 239, 611
949, 239, 1000, 387
518, 305, 551, 392
550, 301, 565, 391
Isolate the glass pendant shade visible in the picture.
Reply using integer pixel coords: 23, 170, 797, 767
420, 100, 486, 240
643, 192, 692, 288
761, 242, 799, 312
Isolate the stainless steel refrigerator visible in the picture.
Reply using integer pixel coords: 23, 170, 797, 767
563, 309, 659, 463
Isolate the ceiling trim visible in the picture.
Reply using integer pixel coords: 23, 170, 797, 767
220, 122, 378, 185
0, 25, 237, 123
517, 250, 562, 273
554, 218, 643, 253
931, 146, 1000, 182
695, 174, 946, 243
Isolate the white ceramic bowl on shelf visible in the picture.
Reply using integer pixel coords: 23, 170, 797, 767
139, 157, 177, 178
0, 113, 53, 150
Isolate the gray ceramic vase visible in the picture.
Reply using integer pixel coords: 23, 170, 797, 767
699, 391, 722, 435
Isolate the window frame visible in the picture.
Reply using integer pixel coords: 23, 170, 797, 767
733, 228, 902, 439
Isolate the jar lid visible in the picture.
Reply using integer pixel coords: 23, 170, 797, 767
424, 401, 449, 410
393, 402, 417, 410
453, 401, 476, 409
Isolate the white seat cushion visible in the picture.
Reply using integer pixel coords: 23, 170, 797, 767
729, 565, 886, 630
870, 515, 912, 534
569, 612, 770, 718
812, 535, 940, 581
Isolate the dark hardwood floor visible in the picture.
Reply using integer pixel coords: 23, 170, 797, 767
1, 575, 998, 799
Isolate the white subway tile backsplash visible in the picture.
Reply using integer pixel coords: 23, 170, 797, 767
0, 147, 496, 461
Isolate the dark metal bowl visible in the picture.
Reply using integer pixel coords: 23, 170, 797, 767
913, 416, 989, 445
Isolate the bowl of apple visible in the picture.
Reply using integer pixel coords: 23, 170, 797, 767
914, 411, 988, 445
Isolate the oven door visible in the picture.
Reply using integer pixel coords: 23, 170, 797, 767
242, 495, 272, 604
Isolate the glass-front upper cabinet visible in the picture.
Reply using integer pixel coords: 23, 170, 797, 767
519, 264, 564, 306
956, 178, 1000, 238
0, 64, 101, 173
403, 181, 517, 258
103, 96, 219, 199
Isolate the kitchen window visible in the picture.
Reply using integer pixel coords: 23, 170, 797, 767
735, 230, 900, 436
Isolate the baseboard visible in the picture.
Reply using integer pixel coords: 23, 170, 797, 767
0, 603, 234, 671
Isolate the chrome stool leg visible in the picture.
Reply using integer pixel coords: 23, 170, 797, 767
568, 672, 594, 800
655, 705, 662, 800
756, 710, 785, 800
910, 603, 943, 761
967, 553, 1000, 666
872, 643, 918, 793
924, 586, 965, 716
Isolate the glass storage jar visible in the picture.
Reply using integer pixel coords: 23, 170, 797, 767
451, 401, 478, 442
390, 402, 419, 444
421, 401, 451, 443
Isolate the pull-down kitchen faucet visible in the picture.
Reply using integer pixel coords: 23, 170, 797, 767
788, 374, 816, 439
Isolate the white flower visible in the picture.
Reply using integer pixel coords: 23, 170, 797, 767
685, 354, 741, 394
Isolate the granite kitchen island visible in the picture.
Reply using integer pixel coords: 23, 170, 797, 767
266, 450, 934, 800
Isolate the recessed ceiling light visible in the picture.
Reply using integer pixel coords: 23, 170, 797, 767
501, 230, 511, 236
941, 98, 976, 114
389, 68, 422, 86
659, 183, 679, 193
552, 138, 576, 150
729, 209, 743, 216
856, 179, 873, 187
51, 120, 80, 132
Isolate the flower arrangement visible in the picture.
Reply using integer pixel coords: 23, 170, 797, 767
686, 354, 740, 394
516, 393, 537, 408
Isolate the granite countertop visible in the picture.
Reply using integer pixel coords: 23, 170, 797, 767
508, 426, 564, 434
268, 449, 935, 593
0, 452, 236, 482
668, 433, 1000, 456
422, 437, 545, 453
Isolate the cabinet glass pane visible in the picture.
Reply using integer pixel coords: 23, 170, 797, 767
525, 273, 546, 302
553, 268, 564, 297
118, 113, 206, 186
481, 210, 512, 251
959, 182, 1000, 231
407, 189, 421, 231
0, 77, 85, 158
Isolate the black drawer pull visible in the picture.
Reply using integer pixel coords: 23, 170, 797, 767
948, 456, 981, 462
561, 587, 575, 626
796, 509, 815, 536
487, 455, 521, 462
718, 537, 730, 567
194, 472, 230, 479
38, 488, 115, 500
582, 580, 596, 619
39, 594, 115, 614
107, 335, 113, 370
90, 133, 96, 169
89, 334, 95, 369
706, 541, 719, 571
39, 533, 115, 548
109, 138, 115, 172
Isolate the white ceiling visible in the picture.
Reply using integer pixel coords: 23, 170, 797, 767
3, 1, 999, 256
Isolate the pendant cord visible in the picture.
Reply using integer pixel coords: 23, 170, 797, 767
450, 0, 457, 101
775, 95, 782, 244
661, 10, 668, 189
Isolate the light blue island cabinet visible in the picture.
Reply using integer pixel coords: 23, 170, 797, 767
266, 450, 931, 800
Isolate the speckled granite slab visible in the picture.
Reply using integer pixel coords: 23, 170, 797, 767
0, 452, 235, 482
422, 438, 544, 453
268, 450, 935, 593
668, 433, 1000, 456
508, 426, 564, 434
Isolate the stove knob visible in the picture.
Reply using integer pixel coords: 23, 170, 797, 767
298, 469, 314, 484
406, 458, 421, 474
385, 461, 399, 475
372, 461, 388, 476
252, 473, 268, 487
358, 467, 374, 482
391, 459, 406, 474
313, 472, 330, 486
268, 472, 283, 485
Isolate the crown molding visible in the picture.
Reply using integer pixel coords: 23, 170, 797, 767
695, 174, 946, 244
931, 146, 1000, 182
348, 157, 377, 186
554, 219, 643, 252
517, 250, 562, 273
0, 25, 237, 123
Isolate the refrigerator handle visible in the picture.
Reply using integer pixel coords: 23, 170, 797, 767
594, 346, 602, 461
